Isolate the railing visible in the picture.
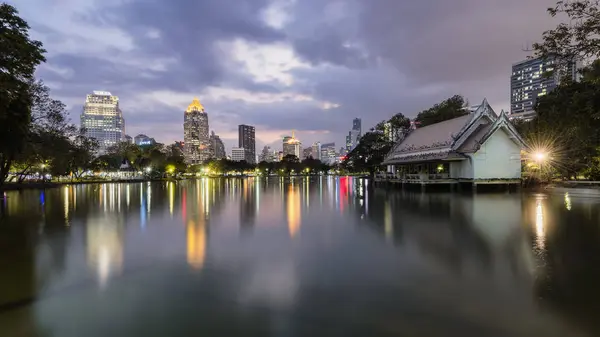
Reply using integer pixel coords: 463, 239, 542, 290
376, 173, 450, 181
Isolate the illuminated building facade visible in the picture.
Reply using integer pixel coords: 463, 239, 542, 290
283, 131, 301, 158
320, 142, 336, 164
184, 98, 211, 164
259, 146, 275, 162
231, 147, 246, 162
134, 134, 156, 146
311, 142, 321, 160
510, 56, 580, 121
80, 91, 125, 154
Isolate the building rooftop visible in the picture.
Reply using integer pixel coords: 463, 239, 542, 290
186, 98, 205, 113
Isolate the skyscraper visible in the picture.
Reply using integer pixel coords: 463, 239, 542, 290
510, 56, 580, 120
238, 124, 256, 164
302, 147, 313, 159
321, 142, 336, 164
311, 142, 321, 160
346, 118, 362, 152
80, 91, 125, 154
283, 131, 301, 158
209, 131, 226, 159
260, 146, 273, 162
353, 118, 362, 135
183, 98, 211, 165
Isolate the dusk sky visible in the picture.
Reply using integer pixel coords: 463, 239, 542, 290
13, 0, 561, 152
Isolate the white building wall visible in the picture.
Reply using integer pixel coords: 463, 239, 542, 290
450, 160, 473, 179
231, 148, 246, 162
471, 128, 522, 179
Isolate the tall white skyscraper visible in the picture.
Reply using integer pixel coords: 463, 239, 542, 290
80, 91, 125, 154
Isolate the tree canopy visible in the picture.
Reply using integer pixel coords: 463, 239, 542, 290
0, 4, 47, 189
533, 0, 600, 66
414, 95, 468, 127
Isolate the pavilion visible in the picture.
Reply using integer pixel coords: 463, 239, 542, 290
379, 99, 526, 189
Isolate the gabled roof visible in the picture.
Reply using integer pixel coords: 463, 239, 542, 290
387, 114, 472, 156
383, 99, 525, 165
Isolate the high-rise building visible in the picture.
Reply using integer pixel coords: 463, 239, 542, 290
183, 98, 211, 165
353, 118, 362, 135
283, 131, 301, 158
80, 91, 125, 154
345, 118, 362, 152
134, 134, 156, 146
209, 131, 226, 159
302, 147, 313, 159
238, 124, 256, 164
231, 147, 246, 162
320, 142, 336, 164
259, 146, 273, 162
510, 56, 580, 120
311, 142, 321, 160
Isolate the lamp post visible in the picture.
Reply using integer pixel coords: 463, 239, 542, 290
41, 163, 46, 182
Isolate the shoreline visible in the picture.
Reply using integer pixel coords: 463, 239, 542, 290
0, 175, 350, 192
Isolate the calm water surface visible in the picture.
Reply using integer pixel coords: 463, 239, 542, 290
0, 177, 599, 337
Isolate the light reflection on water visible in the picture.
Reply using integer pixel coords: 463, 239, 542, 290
0, 177, 599, 336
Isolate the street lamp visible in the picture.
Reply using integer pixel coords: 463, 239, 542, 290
534, 152, 547, 162
41, 163, 46, 182
145, 167, 151, 173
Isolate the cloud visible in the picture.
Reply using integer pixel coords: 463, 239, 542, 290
11, 0, 563, 153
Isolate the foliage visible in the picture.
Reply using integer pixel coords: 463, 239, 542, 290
533, 0, 600, 67
414, 95, 468, 127
0, 4, 46, 189
93, 142, 186, 176
8, 82, 91, 182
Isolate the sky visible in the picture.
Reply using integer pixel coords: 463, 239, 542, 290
12, 0, 562, 153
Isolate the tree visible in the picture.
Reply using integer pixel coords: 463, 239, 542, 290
533, 1, 600, 67
343, 112, 411, 174
9, 81, 77, 182
0, 4, 47, 189
518, 60, 600, 179
414, 95, 468, 127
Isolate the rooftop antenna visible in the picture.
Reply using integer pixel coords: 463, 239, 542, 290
522, 42, 535, 59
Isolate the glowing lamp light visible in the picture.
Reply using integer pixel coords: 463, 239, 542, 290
534, 152, 547, 162
145, 167, 151, 173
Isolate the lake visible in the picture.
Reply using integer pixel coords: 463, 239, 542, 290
0, 177, 599, 336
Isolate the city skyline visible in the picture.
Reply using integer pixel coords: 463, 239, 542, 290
17, 0, 563, 151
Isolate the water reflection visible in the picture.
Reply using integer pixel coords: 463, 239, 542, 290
0, 178, 599, 336
535, 196, 546, 251
286, 183, 301, 238
186, 220, 206, 270
86, 216, 124, 288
